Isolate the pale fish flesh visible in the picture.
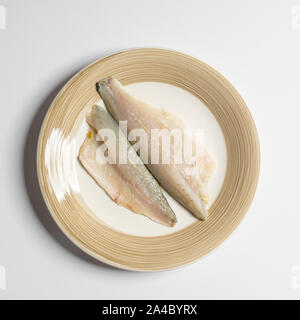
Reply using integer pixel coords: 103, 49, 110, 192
96, 78, 216, 220
78, 106, 176, 227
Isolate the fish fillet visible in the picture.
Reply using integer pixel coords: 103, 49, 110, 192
96, 78, 216, 220
78, 106, 176, 227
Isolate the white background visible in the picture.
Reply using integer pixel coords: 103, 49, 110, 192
0, 0, 300, 299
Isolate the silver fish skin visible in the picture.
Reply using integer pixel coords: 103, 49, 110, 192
78, 105, 176, 227
96, 78, 216, 220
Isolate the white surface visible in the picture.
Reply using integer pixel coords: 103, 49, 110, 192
0, 0, 299, 299
76, 82, 226, 236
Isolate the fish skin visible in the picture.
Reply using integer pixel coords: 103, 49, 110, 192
78, 106, 176, 227
96, 78, 216, 220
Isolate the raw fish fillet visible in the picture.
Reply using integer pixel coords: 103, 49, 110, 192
78, 106, 176, 227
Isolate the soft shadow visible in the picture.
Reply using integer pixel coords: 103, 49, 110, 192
23, 57, 123, 271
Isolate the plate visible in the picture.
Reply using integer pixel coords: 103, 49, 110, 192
37, 48, 260, 271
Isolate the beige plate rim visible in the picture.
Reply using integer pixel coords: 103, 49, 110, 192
37, 48, 260, 271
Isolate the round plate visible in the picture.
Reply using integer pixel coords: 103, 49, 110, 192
37, 48, 260, 271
